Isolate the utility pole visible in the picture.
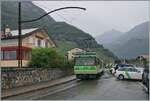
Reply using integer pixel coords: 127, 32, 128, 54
18, 2, 22, 68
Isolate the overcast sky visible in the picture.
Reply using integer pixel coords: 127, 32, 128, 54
33, 1, 149, 37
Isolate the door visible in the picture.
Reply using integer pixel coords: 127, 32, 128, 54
124, 68, 133, 79
130, 68, 142, 79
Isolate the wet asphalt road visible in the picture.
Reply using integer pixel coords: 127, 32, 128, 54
5, 70, 149, 100
37, 71, 149, 100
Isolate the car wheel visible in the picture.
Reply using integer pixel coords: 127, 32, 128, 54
118, 74, 124, 80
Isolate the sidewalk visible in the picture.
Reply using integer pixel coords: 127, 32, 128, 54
1, 75, 76, 99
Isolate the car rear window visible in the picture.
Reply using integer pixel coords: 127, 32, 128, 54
118, 64, 134, 67
118, 67, 132, 71
115, 64, 134, 70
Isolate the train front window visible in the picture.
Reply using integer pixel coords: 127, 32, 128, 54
75, 58, 95, 66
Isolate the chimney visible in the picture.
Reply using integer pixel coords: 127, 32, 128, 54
5, 25, 11, 33
5, 25, 12, 37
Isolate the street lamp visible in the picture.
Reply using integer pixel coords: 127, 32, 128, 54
18, 2, 86, 68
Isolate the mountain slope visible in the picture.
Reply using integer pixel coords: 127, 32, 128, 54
113, 21, 149, 45
48, 22, 99, 48
95, 29, 123, 45
106, 21, 149, 58
113, 38, 149, 58
1, 1, 56, 30
1, 1, 117, 63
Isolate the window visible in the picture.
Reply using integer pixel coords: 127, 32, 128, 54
118, 68, 126, 71
45, 40, 48, 47
41, 40, 45, 47
117, 64, 134, 68
37, 39, 45, 47
127, 68, 133, 72
35, 38, 38, 46
23, 51, 31, 60
116, 64, 134, 70
131, 68, 138, 72
1, 51, 4, 60
75, 57, 96, 66
4, 51, 10, 59
38, 39, 41, 47
118, 68, 132, 71
10, 51, 16, 59
3, 51, 17, 60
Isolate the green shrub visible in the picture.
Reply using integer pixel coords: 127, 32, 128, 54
28, 48, 73, 68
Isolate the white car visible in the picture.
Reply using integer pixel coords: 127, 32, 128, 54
115, 67, 143, 80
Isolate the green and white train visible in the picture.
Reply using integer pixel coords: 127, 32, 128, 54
74, 52, 104, 79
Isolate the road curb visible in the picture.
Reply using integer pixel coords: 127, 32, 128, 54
2, 75, 76, 99
138, 82, 149, 93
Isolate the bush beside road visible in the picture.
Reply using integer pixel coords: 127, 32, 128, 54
28, 48, 73, 69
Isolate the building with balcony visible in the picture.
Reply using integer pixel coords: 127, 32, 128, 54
1, 26, 56, 67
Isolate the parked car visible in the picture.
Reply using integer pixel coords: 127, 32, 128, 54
142, 65, 149, 93
115, 67, 143, 80
112, 64, 134, 75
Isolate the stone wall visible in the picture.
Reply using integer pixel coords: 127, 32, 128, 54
1, 68, 73, 89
